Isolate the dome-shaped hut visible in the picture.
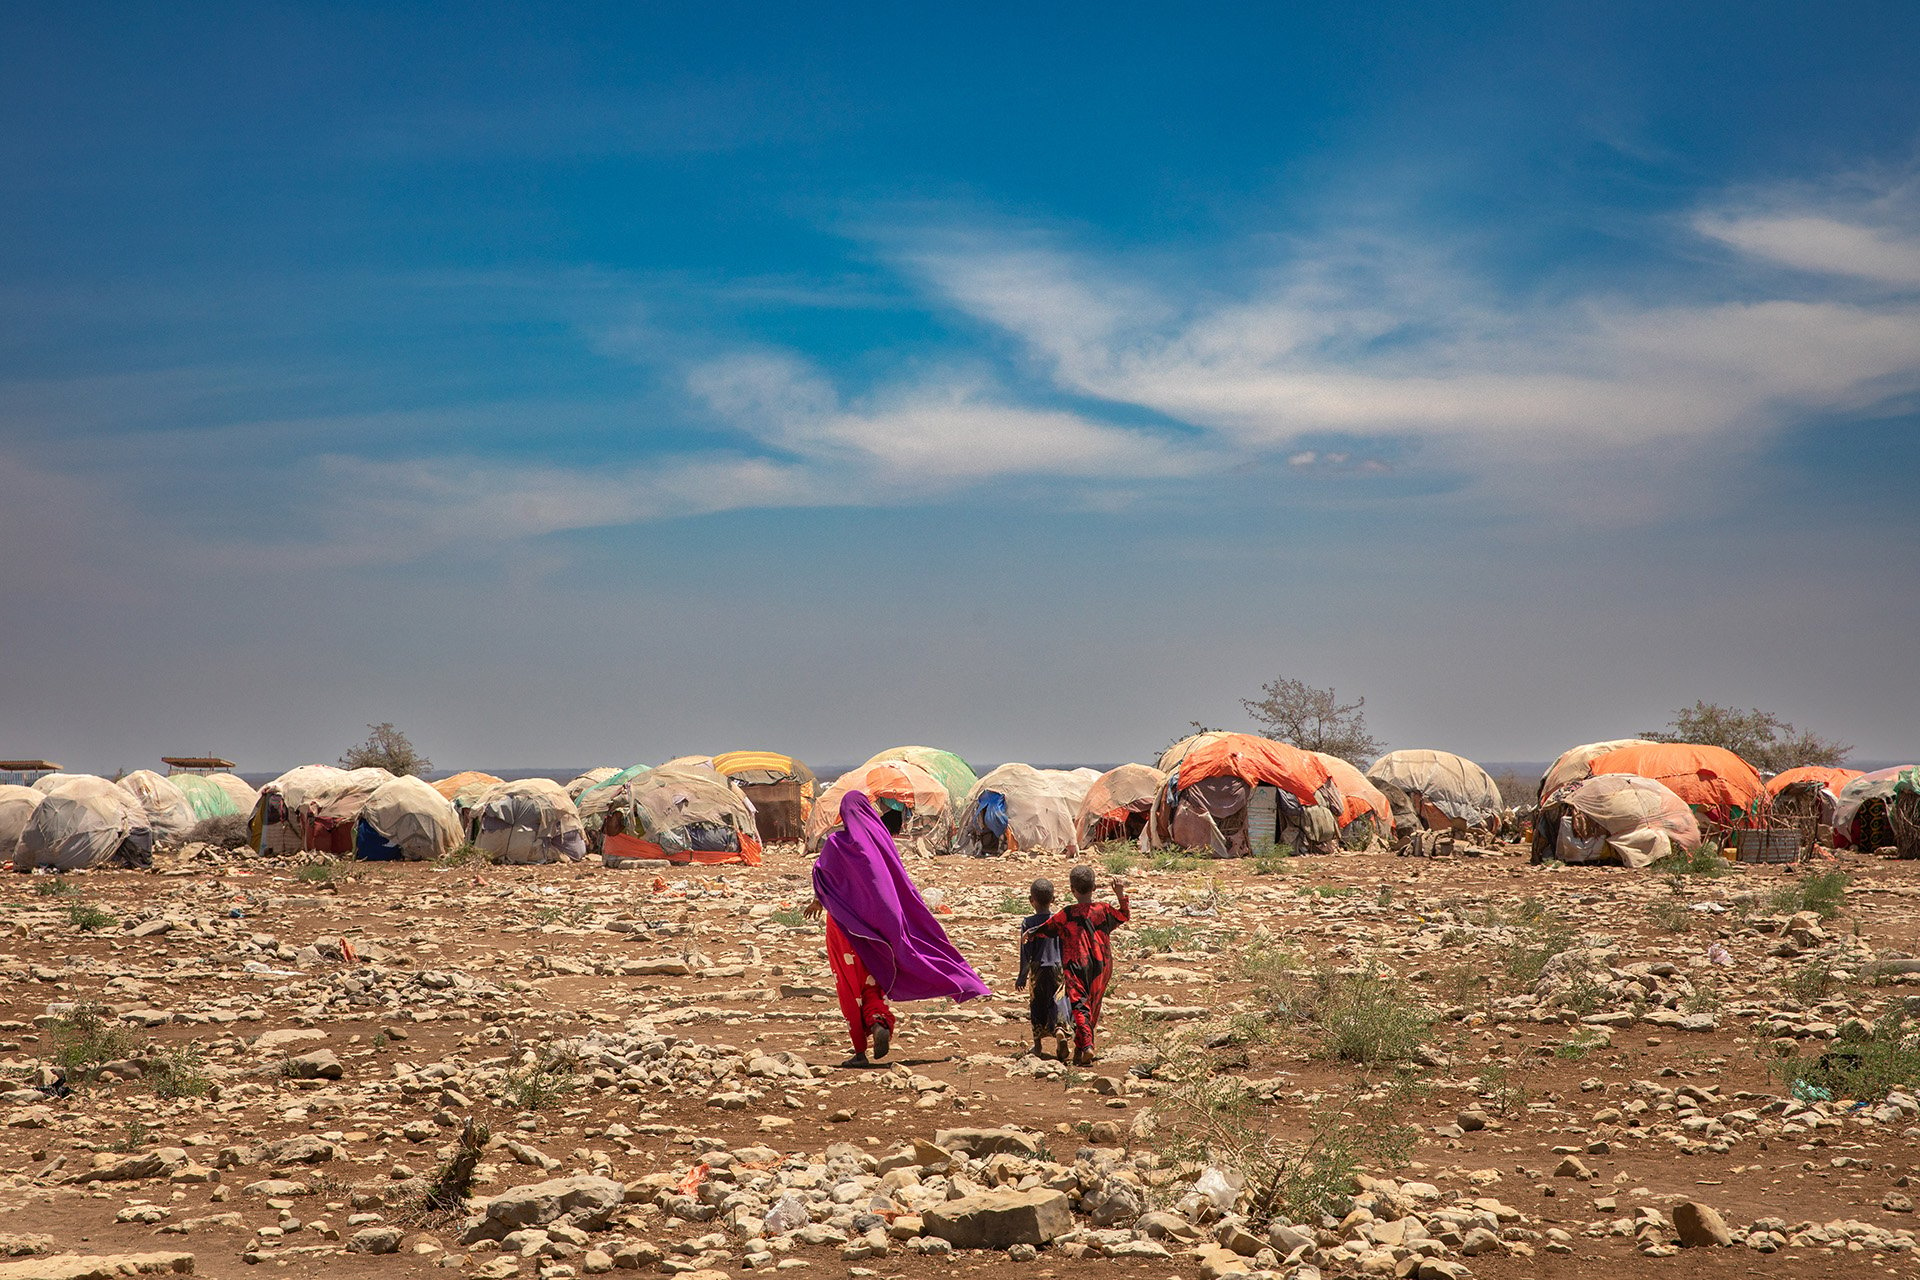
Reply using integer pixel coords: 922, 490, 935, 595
0, 785, 44, 864
1152, 733, 1342, 858
810, 759, 954, 856
1074, 764, 1166, 848
117, 770, 199, 846
1532, 774, 1701, 867
19, 777, 154, 871
954, 764, 1092, 857
598, 764, 763, 867
356, 776, 464, 861
1365, 749, 1504, 840
471, 779, 588, 864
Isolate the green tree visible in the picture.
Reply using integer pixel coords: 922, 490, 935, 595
1241, 676, 1384, 767
1642, 702, 1850, 772
340, 723, 432, 777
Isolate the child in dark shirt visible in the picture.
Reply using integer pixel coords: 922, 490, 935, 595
1016, 877, 1067, 1060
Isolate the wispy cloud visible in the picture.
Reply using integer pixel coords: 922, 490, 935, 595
893, 198, 1920, 485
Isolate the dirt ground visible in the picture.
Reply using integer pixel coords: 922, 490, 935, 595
3, 840, 1918, 1280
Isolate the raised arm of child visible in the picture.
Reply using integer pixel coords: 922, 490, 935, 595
1111, 877, 1131, 924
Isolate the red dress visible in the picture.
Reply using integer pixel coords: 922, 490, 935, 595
1032, 893, 1129, 1053
824, 914, 894, 1054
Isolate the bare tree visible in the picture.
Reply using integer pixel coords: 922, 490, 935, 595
1642, 701, 1849, 773
340, 723, 432, 777
1241, 676, 1384, 767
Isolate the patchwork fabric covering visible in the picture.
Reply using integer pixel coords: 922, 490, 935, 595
1074, 764, 1166, 847
472, 778, 587, 864
1834, 767, 1918, 849
249, 765, 348, 854
811, 759, 954, 856
598, 764, 763, 866
1152, 733, 1342, 858
1310, 751, 1395, 838
712, 750, 817, 843
565, 767, 619, 799
357, 775, 463, 861
433, 771, 505, 814
169, 772, 248, 820
117, 770, 199, 844
19, 776, 154, 871
1366, 749, 1503, 829
0, 785, 44, 862
1539, 739, 1656, 800
293, 767, 394, 854
954, 764, 1095, 856
1583, 743, 1765, 824
1538, 773, 1701, 867
861, 747, 979, 809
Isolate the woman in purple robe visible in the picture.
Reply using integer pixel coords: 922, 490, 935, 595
804, 791, 989, 1067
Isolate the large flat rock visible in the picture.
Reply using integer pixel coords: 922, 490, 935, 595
923, 1189, 1071, 1249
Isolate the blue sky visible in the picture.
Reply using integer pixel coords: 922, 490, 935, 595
3, 2, 1917, 774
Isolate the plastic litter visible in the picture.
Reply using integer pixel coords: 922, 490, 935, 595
675, 1162, 709, 1197
1193, 1166, 1241, 1211
1791, 1080, 1834, 1103
1707, 943, 1733, 966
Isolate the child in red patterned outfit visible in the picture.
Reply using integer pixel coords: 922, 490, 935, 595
1024, 864, 1129, 1066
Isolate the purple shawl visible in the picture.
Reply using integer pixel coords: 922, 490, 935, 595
813, 791, 990, 1003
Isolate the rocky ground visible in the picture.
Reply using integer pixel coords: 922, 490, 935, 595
4, 839, 1920, 1280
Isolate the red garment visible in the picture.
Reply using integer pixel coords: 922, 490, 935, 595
1033, 894, 1129, 1053
825, 914, 894, 1055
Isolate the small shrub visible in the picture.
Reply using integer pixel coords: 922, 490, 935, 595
1150, 849, 1203, 873
49, 1006, 141, 1082
1475, 1063, 1526, 1115
1681, 982, 1722, 1015
1127, 923, 1199, 955
995, 892, 1029, 915
33, 878, 80, 897
770, 906, 812, 929
1555, 1028, 1608, 1061
1652, 843, 1731, 878
149, 1042, 213, 1099
1646, 899, 1694, 934
1297, 884, 1356, 899
109, 1119, 151, 1152
1148, 1062, 1416, 1226
1252, 854, 1291, 876
422, 1117, 491, 1212
1098, 843, 1140, 877
66, 902, 116, 931
1376, 885, 1394, 908
295, 860, 344, 886
1304, 968, 1433, 1067
501, 1056, 579, 1111
437, 842, 487, 868
1237, 940, 1301, 1010
1784, 959, 1838, 1005
1769, 870, 1849, 921
1498, 908, 1577, 987
185, 814, 251, 848
1774, 1012, 1920, 1101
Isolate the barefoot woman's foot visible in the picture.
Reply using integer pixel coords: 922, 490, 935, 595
871, 1020, 892, 1060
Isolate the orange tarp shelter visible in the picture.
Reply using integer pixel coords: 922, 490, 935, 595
1586, 743, 1764, 822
